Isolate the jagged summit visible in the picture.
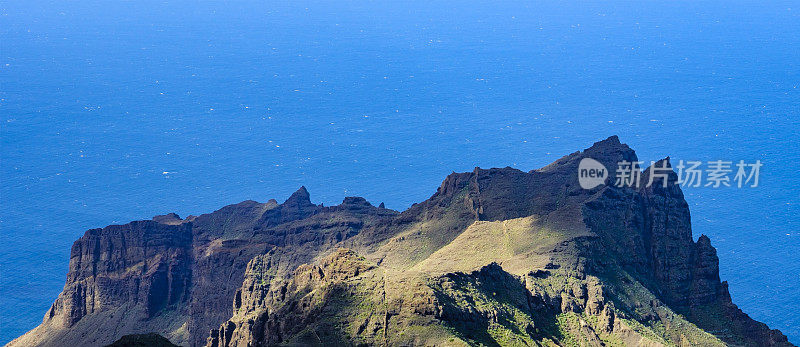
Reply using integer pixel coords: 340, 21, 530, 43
341, 196, 372, 206
284, 185, 311, 204
589, 134, 622, 148
152, 212, 183, 225
11, 137, 792, 347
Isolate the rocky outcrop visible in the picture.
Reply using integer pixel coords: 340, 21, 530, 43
50, 220, 192, 328
11, 136, 793, 347
206, 249, 384, 347
580, 154, 790, 346
210, 250, 722, 346
7, 220, 194, 346
152, 213, 184, 225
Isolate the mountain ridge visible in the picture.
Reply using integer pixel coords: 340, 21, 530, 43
10, 136, 792, 347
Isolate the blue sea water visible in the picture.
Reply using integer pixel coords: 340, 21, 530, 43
1, 0, 798, 344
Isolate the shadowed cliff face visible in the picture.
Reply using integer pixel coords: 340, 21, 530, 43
11, 136, 792, 347
50, 221, 193, 327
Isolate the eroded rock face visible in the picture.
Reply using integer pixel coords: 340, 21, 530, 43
206, 249, 385, 347
152, 213, 184, 225
50, 221, 193, 328
12, 136, 793, 347
582, 158, 701, 306
211, 252, 691, 347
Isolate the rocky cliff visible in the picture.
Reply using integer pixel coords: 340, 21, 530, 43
10, 136, 792, 347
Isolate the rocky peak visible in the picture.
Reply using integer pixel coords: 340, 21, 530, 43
583, 135, 627, 155
338, 196, 374, 211
433, 171, 474, 200
282, 186, 316, 213
284, 186, 311, 205
253, 186, 320, 227
152, 213, 183, 225
691, 233, 722, 304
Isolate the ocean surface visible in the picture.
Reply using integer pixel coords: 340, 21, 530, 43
1, 0, 798, 344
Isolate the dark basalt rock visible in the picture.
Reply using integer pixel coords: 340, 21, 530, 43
152, 213, 183, 225
52, 221, 193, 327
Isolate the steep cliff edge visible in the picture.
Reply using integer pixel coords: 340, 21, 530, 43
10, 136, 792, 347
